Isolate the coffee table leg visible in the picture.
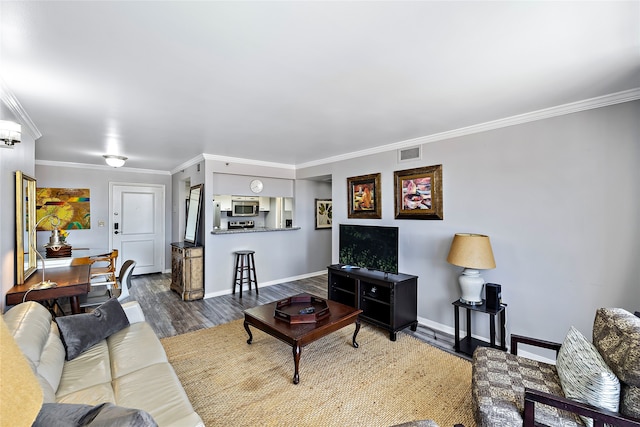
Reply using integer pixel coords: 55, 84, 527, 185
352, 319, 361, 348
244, 321, 253, 345
292, 344, 301, 384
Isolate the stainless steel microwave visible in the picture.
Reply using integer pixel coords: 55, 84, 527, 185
231, 200, 259, 217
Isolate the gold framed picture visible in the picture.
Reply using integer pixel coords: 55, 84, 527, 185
347, 173, 381, 219
394, 164, 443, 220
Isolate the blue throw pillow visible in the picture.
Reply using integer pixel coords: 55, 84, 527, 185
55, 298, 129, 360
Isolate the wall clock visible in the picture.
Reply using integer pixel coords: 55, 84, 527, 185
250, 179, 264, 194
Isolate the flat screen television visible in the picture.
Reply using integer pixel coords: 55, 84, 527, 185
339, 224, 399, 274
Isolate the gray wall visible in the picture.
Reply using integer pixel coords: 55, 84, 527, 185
172, 160, 205, 246
35, 164, 173, 270
0, 107, 36, 312
172, 159, 332, 297
4, 99, 637, 350
294, 179, 333, 272
299, 100, 640, 347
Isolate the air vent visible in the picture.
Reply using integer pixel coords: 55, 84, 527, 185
398, 146, 421, 163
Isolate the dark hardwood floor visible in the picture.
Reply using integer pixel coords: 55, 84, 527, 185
127, 272, 327, 338
126, 272, 462, 358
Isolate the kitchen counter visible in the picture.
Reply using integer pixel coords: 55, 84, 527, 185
211, 226, 301, 235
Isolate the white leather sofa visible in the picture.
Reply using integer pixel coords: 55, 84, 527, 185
3, 300, 203, 427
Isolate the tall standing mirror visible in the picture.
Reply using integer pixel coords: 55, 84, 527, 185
16, 171, 37, 284
184, 184, 203, 245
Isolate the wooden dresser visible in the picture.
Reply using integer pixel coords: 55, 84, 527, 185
170, 242, 204, 301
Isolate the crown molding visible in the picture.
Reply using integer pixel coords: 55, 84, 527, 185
35, 159, 170, 175
201, 153, 295, 170
16, 85, 640, 173
296, 88, 640, 170
170, 154, 206, 175
0, 77, 42, 140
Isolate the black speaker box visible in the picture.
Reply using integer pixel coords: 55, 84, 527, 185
485, 283, 502, 310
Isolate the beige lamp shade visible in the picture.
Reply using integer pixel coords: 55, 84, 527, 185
0, 316, 43, 426
446, 233, 496, 269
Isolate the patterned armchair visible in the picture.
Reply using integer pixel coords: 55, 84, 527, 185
472, 308, 640, 427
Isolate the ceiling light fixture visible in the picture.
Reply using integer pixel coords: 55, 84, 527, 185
0, 120, 22, 147
103, 155, 127, 168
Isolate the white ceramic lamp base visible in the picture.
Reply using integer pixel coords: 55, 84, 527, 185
458, 268, 484, 305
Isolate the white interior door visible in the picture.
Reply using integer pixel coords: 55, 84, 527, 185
111, 184, 165, 275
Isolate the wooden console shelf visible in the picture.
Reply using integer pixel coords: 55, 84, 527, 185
170, 242, 204, 301
327, 264, 418, 341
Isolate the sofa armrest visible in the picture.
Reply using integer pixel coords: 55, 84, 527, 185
523, 388, 640, 427
121, 301, 145, 324
510, 334, 562, 357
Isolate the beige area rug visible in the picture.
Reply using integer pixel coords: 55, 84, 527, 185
161, 319, 476, 427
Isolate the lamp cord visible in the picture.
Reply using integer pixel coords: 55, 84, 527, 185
22, 288, 34, 303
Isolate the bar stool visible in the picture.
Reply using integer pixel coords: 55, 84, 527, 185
232, 250, 258, 298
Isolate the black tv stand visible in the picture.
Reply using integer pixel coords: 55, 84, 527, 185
327, 264, 418, 341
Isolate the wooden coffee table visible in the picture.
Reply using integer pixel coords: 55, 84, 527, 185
243, 294, 362, 384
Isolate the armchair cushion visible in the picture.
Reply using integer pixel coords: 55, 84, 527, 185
390, 421, 440, 427
556, 326, 620, 427
55, 298, 129, 360
472, 347, 582, 427
621, 386, 640, 420
592, 308, 640, 418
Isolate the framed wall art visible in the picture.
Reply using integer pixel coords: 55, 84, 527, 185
315, 199, 332, 229
36, 187, 91, 229
394, 164, 443, 220
347, 173, 381, 219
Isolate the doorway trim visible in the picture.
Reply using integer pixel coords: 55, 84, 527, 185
109, 182, 166, 273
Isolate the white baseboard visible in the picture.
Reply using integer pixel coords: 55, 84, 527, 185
417, 315, 456, 337
203, 270, 327, 299
516, 349, 556, 364
200, 274, 557, 364
416, 314, 555, 364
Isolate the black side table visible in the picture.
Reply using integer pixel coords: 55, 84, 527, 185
453, 299, 506, 357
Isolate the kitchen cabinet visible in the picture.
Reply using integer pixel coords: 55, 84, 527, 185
259, 197, 270, 211
215, 195, 231, 211
217, 194, 271, 212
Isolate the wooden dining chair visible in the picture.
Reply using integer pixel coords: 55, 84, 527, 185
79, 260, 136, 311
70, 256, 93, 266
89, 249, 118, 288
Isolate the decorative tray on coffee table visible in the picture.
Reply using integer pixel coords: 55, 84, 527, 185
274, 294, 330, 324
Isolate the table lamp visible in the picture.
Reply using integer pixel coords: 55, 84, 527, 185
31, 214, 63, 289
446, 233, 496, 305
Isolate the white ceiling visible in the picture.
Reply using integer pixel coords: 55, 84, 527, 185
1, 1, 639, 172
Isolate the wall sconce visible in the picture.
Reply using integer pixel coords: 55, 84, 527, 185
103, 155, 127, 168
0, 120, 22, 147
446, 233, 496, 305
